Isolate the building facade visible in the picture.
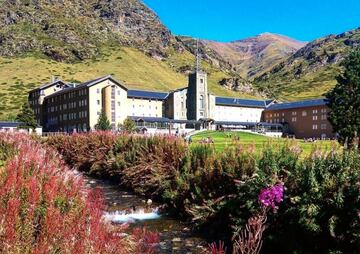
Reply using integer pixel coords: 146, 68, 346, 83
28, 69, 335, 139
263, 99, 335, 139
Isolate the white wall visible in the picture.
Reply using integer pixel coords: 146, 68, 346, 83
127, 98, 163, 118
173, 89, 187, 120
215, 105, 264, 123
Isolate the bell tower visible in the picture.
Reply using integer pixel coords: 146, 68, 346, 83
187, 39, 208, 120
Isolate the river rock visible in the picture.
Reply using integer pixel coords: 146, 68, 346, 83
172, 237, 181, 243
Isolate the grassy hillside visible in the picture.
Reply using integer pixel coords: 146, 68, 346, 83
255, 28, 360, 100
0, 47, 261, 120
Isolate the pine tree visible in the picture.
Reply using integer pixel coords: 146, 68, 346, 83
95, 111, 112, 131
119, 117, 136, 133
326, 51, 360, 147
16, 102, 37, 130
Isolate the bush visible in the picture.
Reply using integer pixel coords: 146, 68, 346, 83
0, 133, 158, 254
46, 132, 360, 253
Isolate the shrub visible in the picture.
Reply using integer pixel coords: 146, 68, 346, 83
46, 132, 360, 253
0, 132, 158, 254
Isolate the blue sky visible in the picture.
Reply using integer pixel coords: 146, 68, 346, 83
142, 0, 360, 42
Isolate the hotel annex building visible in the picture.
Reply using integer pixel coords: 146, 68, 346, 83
28, 69, 335, 139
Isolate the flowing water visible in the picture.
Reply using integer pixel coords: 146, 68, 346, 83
83, 175, 208, 254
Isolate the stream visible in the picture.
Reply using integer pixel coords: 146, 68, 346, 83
82, 175, 208, 254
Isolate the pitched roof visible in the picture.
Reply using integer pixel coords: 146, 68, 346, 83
266, 98, 328, 110
29, 80, 67, 93
127, 89, 169, 100
45, 75, 126, 99
215, 97, 267, 108
75, 75, 126, 90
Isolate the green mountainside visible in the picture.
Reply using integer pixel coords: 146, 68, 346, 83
0, 0, 259, 120
0, 0, 359, 120
255, 28, 360, 100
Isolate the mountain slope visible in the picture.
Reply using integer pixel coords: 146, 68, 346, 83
178, 33, 305, 79
0, 0, 263, 120
0, 46, 262, 120
0, 0, 180, 61
255, 28, 360, 100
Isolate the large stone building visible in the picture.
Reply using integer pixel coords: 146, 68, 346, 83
28, 68, 334, 139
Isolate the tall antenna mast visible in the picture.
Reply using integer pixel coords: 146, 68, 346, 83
195, 39, 201, 72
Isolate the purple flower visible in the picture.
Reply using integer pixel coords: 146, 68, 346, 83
258, 183, 284, 209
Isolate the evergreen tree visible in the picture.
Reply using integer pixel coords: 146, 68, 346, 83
119, 117, 136, 133
326, 51, 360, 147
16, 102, 37, 130
95, 111, 112, 131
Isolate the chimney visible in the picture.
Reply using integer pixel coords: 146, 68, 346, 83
51, 76, 59, 83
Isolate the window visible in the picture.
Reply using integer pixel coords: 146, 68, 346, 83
117, 90, 120, 96
321, 114, 327, 120
302, 111, 307, 116
292, 111, 297, 116
199, 95, 205, 109
321, 108, 327, 113
313, 109, 318, 114
291, 117, 297, 122
312, 115, 318, 120
97, 100, 100, 105
97, 111, 101, 116
97, 88, 100, 94
312, 124, 318, 130
200, 111, 204, 117
117, 102, 121, 106
200, 78, 204, 84
321, 124, 327, 130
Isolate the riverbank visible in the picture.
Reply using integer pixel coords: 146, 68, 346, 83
82, 175, 208, 253
46, 132, 360, 253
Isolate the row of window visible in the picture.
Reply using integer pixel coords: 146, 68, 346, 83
29, 100, 38, 106
48, 89, 87, 103
269, 109, 327, 118
132, 104, 158, 110
62, 124, 87, 133
291, 114, 327, 122
33, 108, 40, 114
47, 100, 87, 113
59, 111, 88, 121
313, 124, 327, 130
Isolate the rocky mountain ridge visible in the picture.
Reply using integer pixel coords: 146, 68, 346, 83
255, 28, 360, 99
0, 0, 182, 62
178, 33, 306, 79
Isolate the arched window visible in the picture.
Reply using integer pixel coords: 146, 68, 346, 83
199, 95, 205, 109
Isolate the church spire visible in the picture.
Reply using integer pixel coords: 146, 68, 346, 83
195, 39, 202, 72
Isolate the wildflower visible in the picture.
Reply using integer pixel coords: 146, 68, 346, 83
258, 183, 284, 209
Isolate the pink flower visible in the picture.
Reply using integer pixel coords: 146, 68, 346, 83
258, 183, 284, 209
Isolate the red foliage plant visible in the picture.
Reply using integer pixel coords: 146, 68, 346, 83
0, 132, 158, 254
